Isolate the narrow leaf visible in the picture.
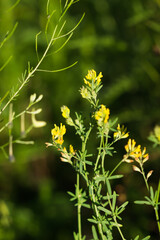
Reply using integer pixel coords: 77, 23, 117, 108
134, 200, 151, 205
98, 206, 112, 215
142, 236, 151, 240
92, 225, 98, 240
108, 175, 123, 180
112, 191, 117, 211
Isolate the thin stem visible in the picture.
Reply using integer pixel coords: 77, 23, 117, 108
140, 163, 160, 234
113, 216, 126, 240
80, 125, 92, 186
140, 163, 149, 191
154, 206, 160, 235
109, 159, 124, 177
94, 134, 104, 171
77, 173, 82, 240
101, 135, 108, 173
107, 194, 126, 240
91, 185, 105, 240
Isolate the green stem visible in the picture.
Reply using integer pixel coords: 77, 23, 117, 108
101, 135, 109, 173
81, 126, 92, 186
94, 135, 104, 171
140, 163, 149, 191
140, 164, 160, 234
113, 216, 126, 240
91, 185, 105, 240
77, 173, 82, 240
154, 206, 160, 235
107, 194, 126, 240
109, 159, 124, 177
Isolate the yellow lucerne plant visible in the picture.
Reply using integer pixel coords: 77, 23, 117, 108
47, 70, 159, 240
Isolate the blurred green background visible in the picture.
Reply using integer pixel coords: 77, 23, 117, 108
0, 0, 160, 239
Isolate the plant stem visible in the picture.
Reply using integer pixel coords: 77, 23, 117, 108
113, 216, 126, 240
154, 206, 160, 235
140, 164, 160, 234
91, 185, 105, 240
109, 159, 124, 177
94, 135, 104, 171
77, 173, 82, 240
107, 194, 126, 240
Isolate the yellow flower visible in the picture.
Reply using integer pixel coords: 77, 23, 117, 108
96, 72, 103, 85
84, 70, 103, 87
86, 69, 97, 80
114, 124, 129, 139
69, 145, 75, 154
95, 105, 110, 126
125, 139, 140, 156
124, 139, 149, 163
61, 105, 70, 119
51, 123, 66, 145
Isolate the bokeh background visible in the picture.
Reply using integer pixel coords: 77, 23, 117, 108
0, 0, 160, 239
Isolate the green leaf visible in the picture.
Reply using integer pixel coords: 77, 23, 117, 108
150, 186, 154, 200
82, 203, 90, 209
156, 180, 160, 205
88, 218, 98, 224
92, 225, 98, 240
98, 206, 112, 215
134, 200, 151, 205
73, 232, 78, 240
67, 191, 75, 197
106, 179, 112, 195
117, 201, 129, 214
108, 175, 123, 180
132, 236, 139, 240
112, 191, 117, 211
142, 236, 151, 240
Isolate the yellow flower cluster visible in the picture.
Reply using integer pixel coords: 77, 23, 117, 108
51, 123, 66, 145
84, 69, 103, 87
114, 124, 129, 140
124, 139, 149, 164
95, 104, 110, 126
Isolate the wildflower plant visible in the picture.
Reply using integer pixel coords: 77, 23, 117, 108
0, 0, 83, 161
47, 70, 160, 239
